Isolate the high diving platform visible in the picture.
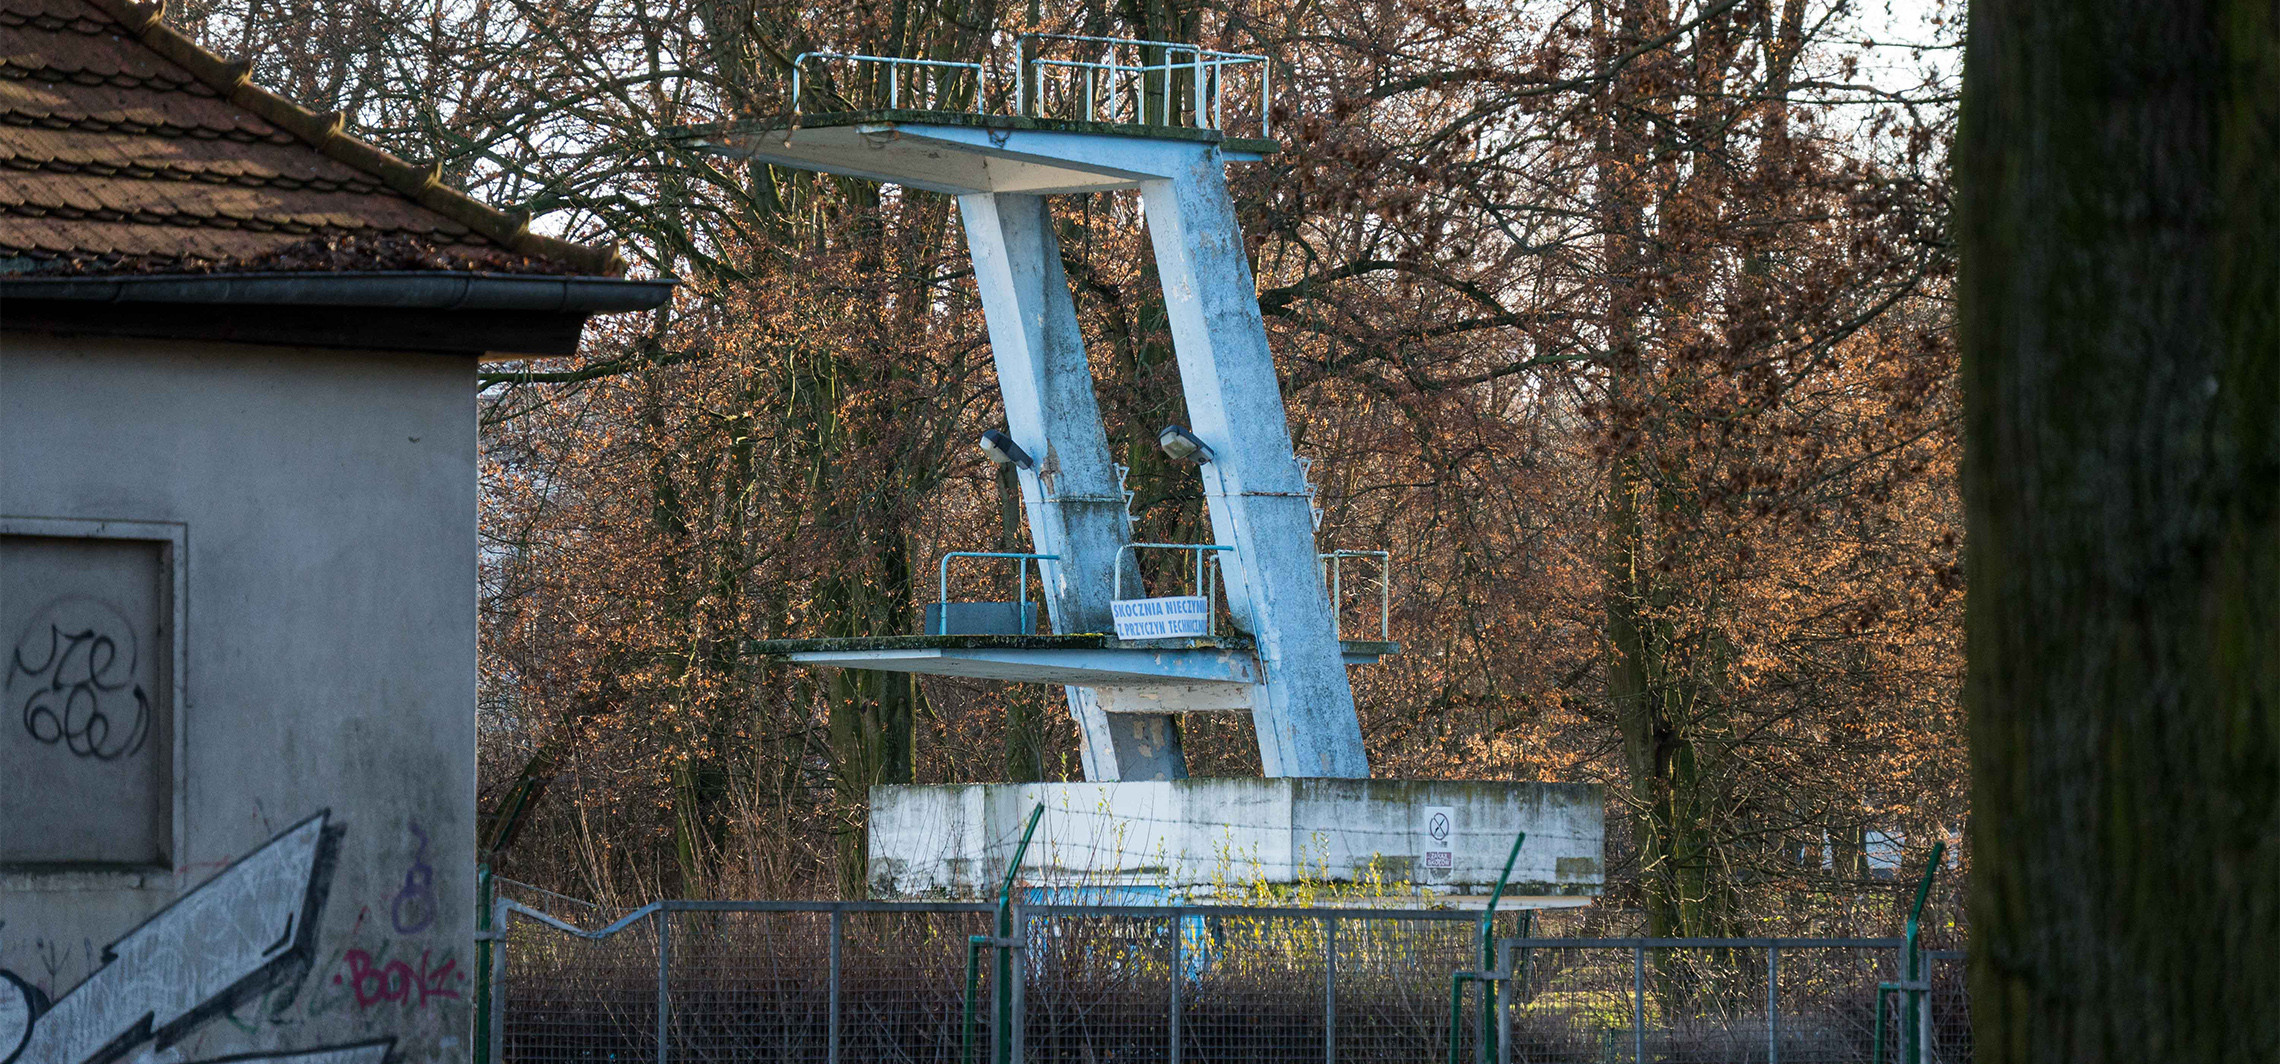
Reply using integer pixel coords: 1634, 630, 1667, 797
675, 110, 1281, 196
692, 36, 1603, 902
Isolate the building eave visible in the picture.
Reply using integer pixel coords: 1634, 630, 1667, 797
2, 272, 675, 359
1, 272, 676, 313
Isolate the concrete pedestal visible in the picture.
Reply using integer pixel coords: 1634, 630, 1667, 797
868, 779, 1604, 904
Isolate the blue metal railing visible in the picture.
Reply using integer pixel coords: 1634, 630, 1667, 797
791, 51, 987, 116
935, 551, 1058, 634
1319, 549, 1392, 640
784, 36, 1272, 137
1013, 33, 1270, 135
1112, 542, 1232, 636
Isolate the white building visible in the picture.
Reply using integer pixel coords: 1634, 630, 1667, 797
0, 1, 667, 1060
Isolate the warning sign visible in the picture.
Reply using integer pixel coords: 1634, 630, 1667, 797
1421, 805, 1455, 878
1110, 596, 1211, 639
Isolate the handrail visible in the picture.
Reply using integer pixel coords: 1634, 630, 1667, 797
791, 51, 986, 116
784, 37, 1269, 135
1019, 31, 1241, 52
936, 551, 1058, 634
1319, 549, 1392, 640
1113, 542, 1233, 635
1012, 33, 1270, 136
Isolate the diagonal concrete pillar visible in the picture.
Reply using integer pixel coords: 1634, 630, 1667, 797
957, 191, 1188, 781
1137, 154, 1371, 778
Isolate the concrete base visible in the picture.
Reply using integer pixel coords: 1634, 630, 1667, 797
868, 779, 1604, 903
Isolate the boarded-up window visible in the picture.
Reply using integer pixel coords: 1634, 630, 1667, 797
1, 534, 172, 868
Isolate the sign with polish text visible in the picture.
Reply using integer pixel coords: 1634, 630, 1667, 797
1111, 596, 1211, 639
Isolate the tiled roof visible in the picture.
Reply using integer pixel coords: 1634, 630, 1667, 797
0, 0, 621, 275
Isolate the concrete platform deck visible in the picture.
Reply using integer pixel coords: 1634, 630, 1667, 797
747, 632, 1397, 687
673, 111, 1279, 196
868, 779, 1605, 901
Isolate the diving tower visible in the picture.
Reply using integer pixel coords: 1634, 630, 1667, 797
686, 36, 1603, 900
686, 39, 1368, 782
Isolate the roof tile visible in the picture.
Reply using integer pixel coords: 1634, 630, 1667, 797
0, 0, 620, 274
0, 126, 381, 185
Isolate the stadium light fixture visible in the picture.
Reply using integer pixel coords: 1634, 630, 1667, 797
979, 428, 1035, 470
1157, 424, 1215, 464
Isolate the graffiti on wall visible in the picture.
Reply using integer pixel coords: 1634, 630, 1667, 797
0, 812, 402, 1064
336, 948, 463, 1011
7, 598, 151, 761
386, 825, 435, 937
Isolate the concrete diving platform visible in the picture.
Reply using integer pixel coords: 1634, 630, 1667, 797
673, 110, 1280, 196
869, 779, 1606, 905
746, 633, 1397, 713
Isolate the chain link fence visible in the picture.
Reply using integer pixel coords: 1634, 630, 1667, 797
487, 900, 1969, 1064
1485, 938, 1970, 1063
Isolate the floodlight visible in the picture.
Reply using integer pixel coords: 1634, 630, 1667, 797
1158, 425, 1215, 464
979, 428, 1035, 470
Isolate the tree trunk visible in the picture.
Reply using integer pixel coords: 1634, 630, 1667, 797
1958, 1, 2278, 1058
1594, 0, 1735, 940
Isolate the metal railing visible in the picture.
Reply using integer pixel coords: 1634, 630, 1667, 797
487, 898, 1970, 1064
1113, 541, 1232, 636
934, 551, 1058, 635
1013, 33, 1271, 136
791, 51, 987, 116
1319, 549, 1391, 641
784, 36, 1272, 138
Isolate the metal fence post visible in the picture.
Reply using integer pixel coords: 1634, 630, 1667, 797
1919, 989, 1936, 1064
1323, 914, 1337, 1064
1767, 944, 1780, 1064
828, 909, 844, 1064
655, 908, 672, 1064
1169, 911, 1184, 1064
1009, 905, 1026, 1064
1632, 944, 1645, 1064
489, 898, 507, 1064
1495, 939, 1514, 1064
475, 865, 492, 1064
989, 930, 1003, 1064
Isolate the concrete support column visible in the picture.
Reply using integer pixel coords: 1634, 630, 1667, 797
957, 191, 1187, 781
1137, 155, 1371, 778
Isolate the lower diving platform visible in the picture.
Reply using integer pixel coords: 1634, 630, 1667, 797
745, 633, 1397, 714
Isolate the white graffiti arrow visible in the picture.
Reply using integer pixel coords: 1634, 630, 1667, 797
1, 973, 32, 1064
3, 812, 333, 1064
176, 1041, 394, 1064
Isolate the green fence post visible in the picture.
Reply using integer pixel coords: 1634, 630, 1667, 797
964, 803, 1044, 1064
1481, 831, 1525, 1064
1901, 840, 1945, 1064
474, 862, 494, 1064
1448, 830, 1525, 1064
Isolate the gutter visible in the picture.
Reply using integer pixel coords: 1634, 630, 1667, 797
0, 271, 676, 315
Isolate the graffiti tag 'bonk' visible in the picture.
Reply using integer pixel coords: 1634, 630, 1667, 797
6, 599, 151, 761
0, 812, 397, 1064
336, 949, 462, 1010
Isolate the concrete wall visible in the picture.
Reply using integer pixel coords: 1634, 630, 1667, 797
2, 332, 476, 1064
869, 779, 1605, 902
